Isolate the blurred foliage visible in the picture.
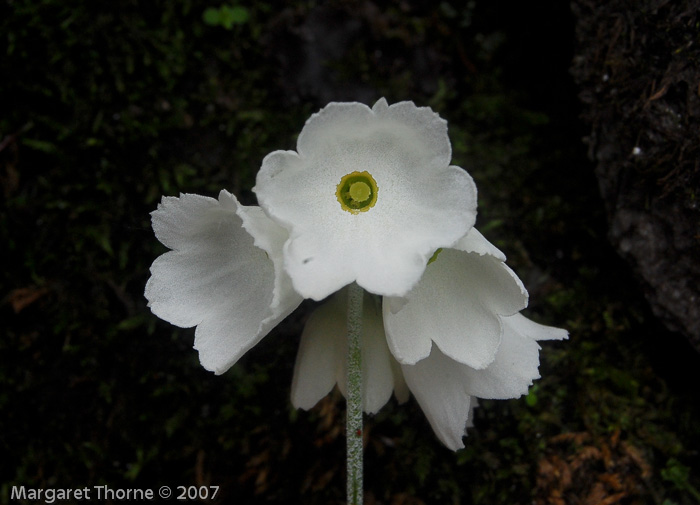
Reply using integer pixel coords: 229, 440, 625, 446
1, 1, 699, 504
202, 5, 250, 29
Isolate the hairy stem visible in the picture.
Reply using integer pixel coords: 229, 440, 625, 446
346, 283, 364, 505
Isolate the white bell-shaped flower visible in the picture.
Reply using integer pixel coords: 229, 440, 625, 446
291, 228, 567, 450
145, 191, 303, 375
253, 98, 478, 301
383, 228, 529, 369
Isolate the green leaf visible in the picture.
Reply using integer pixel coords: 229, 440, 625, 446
220, 5, 249, 28
21, 138, 57, 153
525, 384, 538, 407
202, 7, 220, 26
662, 458, 700, 501
203, 5, 249, 29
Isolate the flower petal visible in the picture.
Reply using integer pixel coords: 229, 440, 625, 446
296, 101, 375, 159
390, 358, 410, 404
401, 348, 474, 450
384, 248, 528, 368
290, 296, 344, 410
237, 201, 304, 329
462, 316, 543, 399
452, 227, 507, 261
372, 98, 453, 169
254, 99, 477, 300
502, 313, 569, 341
350, 295, 398, 414
145, 191, 301, 375
291, 290, 401, 414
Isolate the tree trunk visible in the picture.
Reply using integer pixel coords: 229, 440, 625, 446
571, 0, 700, 351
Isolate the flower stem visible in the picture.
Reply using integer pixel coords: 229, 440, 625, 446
346, 283, 363, 505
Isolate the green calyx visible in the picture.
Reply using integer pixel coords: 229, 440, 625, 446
428, 248, 443, 265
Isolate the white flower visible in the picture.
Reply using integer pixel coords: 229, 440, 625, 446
292, 228, 568, 450
253, 98, 478, 301
145, 190, 303, 375
383, 228, 528, 369
145, 99, 567, 451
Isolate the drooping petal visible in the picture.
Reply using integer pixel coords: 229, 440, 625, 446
502, 312, 569, 341
461, 316, 543, 399
254, 98, 477, 301
390, 358, 410, 404
383, 248, 528, 368
401, 347, 474, 450
338, 294, 397, 414
452, 227, 507, 261
290, 296, 344, 410
384, 228, 566, 449
400, 310, 566, 449
145, 191, 302, 375
291, 290, 402, 414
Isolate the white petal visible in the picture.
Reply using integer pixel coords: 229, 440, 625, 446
383, 248, 528, 368
297, 99, 453, 170
291, 297, 344, 410
402, 325, 541, 448
372, 98, 453, 169
462, 317, 542, 399
402, 326, 540, 449
237, 199, 304, 328
382, 294, 433, 365
254, 99, 477, 300
145, 192, 301, 375
401, 348, 474, 450
296, 102, 375, 159
452, 227, 506, 261
502, 312, 569, 341
291, 290, 399, 414
355, 296, 397, 414
390, 358, 410, 404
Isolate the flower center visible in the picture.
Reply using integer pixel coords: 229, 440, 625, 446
336, 171, 378, 214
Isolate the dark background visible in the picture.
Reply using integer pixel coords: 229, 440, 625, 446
2, 1, 699, 504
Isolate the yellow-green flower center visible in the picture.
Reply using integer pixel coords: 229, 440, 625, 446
336, 171, 378, 214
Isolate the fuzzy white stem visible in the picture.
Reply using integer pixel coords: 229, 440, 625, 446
346, 283, 363, 505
